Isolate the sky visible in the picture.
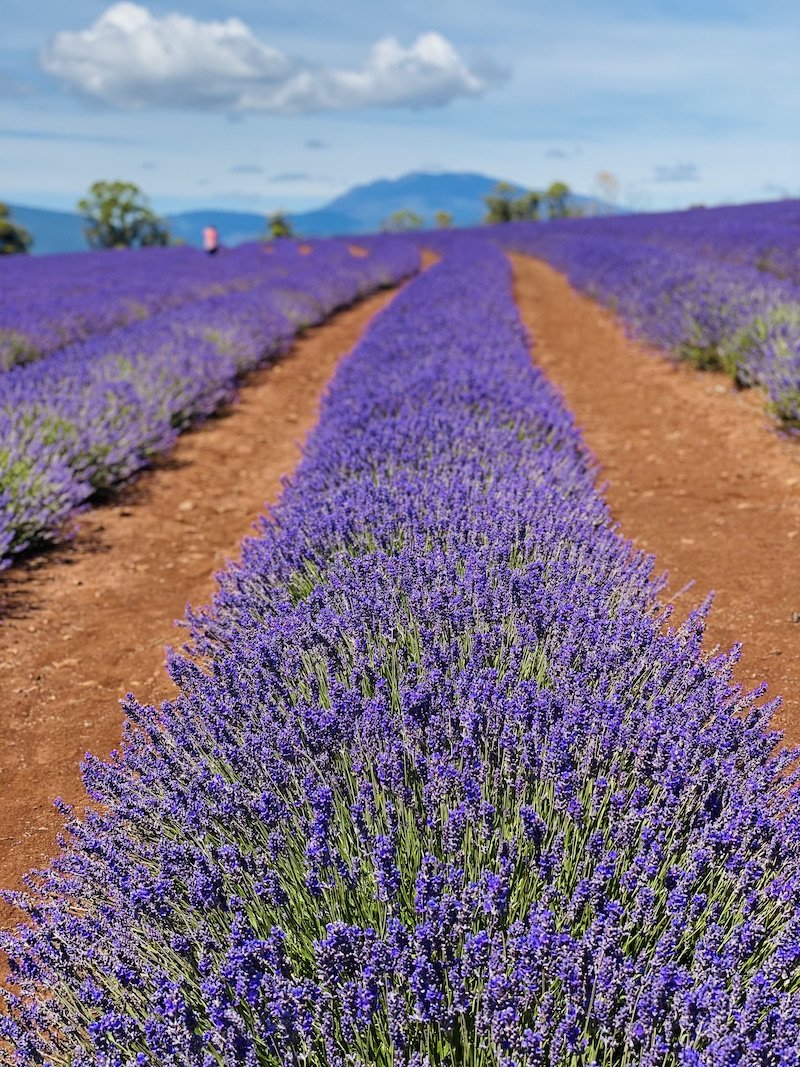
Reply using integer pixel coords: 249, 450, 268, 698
1, 0, 799, 215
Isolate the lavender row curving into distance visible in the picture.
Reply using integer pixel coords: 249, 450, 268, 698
0, 242, 281, 370
0, 236, 419, 564
510, 199, 800, 285
2, 239, 799, 1064
495, 199, 800, 425
0, 238, 387, 370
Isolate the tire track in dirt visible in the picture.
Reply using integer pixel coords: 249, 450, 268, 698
511, 253, 800, 743
0, 260, 433, 927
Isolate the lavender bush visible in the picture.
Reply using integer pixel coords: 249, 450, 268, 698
0, 239, 389, 371
496, 200, 800, 426
2, 240, 799, 1065
0, 236, 419, 564
506, 199, 800, 285
0, 243, 262, 370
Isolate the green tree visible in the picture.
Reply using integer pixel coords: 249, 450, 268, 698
77, 181, 170, 249
545, 180, 571, 219
483, 182, 517, 224
0, 203, 32, 254
382, 209, 425, 232
511, 190, 541, 221
267, 211, 294, 239
434, 210, 453, 229
484, 183, 541, 224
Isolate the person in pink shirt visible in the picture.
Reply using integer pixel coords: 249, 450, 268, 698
202, 224, 219, 254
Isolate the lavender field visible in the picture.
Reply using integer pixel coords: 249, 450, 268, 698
0, 237, 419, 565
495, 199, 800, 426
2, 234, 799, 1065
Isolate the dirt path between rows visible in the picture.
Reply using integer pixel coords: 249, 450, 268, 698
0, 272, 422, 929
511, 253, 800, 742
4, 250, 797, 936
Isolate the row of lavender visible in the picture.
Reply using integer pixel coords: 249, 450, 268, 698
1, 243, 278, 370
496, 200, 800, 426
4, 241, 798, 1065
0, 237, 419, 564
0, 240, 368, 371
524, 199, 800, 285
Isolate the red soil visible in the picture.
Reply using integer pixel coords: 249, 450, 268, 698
0, 274, 424, 930
2, 248, 798, 940
511, 253, 800, 742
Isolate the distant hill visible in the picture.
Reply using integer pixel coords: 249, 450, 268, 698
295, 172, 527, 235
165, 210, 273, 249
6, 204, 87, 255
7, 172, 620, 254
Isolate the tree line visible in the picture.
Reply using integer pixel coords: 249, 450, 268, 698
381, 181, 580, 232
0, 182, 299, 254
0, 177, 582, 254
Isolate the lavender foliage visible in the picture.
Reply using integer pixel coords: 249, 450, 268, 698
515, 200, 800, 285
0, 237, 419, 564
0, 239, 392, 370
0, 243, 265, 370
496, 199, 800, 426
2, 240, 799, 1065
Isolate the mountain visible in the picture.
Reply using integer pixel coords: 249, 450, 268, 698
295, 172, 614, 234
294, 172, 527, 235
6, 204, 87, 255
7, 172, 618, 254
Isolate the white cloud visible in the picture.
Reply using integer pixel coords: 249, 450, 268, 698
41, 2, 499, 113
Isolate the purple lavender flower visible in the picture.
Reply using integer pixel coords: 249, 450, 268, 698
0, 236, 419, 564
2, 238, 799, 1065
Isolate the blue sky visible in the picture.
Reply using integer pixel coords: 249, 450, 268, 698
1, 0, 798, 214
